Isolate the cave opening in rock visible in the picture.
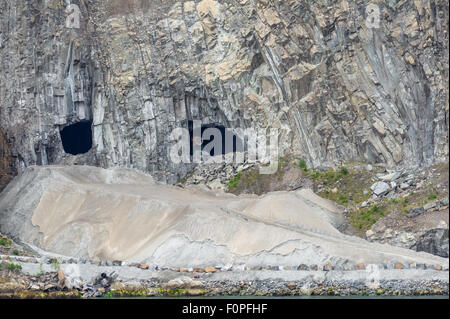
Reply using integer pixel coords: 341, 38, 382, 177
188, 121, 240, 157
60, 121, 93, 155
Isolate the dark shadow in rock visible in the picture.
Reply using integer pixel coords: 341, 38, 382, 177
60, 121, 92, 155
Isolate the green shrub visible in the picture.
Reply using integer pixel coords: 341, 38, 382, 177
338, 194, 348, 204
0, 238, 12, 246
428, 193, 437, 200
6, 260, 22, 271
402, 197, 409, 207
340, 166, 349, 175
297, 158, 308, 172
226, 172, 242, 191
103, 291, 114, 299
36, 264, 44, 277
350, 205, 386, 232
310, 170, 320, 179
13, 249, 19, 255
50, 258, 61, 271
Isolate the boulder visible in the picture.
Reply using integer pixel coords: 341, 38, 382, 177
355, 263, 366, 270
394, 263, 403, 269
163, 276, 204, 289
57, 269, 65, 289
297, 264, 309, 271
400, 182, 410, 190
205, 267, 217, 273
412, 229, 449, 258
323, 262, 334, 271
371, 182, 390, 196
380, 172, 401, 182
406, 206, 424, 218
366, 230, 375, 238
423, 201, 438, 211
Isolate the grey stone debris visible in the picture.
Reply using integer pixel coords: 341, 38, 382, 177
380, 172, 401, 182
423, 201, 438, 211
371, 182, 390, 196
297, 264, 309, 271
406, 206, 425, 218
268, 266, 279, 271
400, 183, 410, 190
437, 221, 448, 229
416, 264, 426, 270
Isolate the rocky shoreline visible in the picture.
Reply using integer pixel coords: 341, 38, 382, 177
1, 266, 448, 299
1, 233, 449, 299
1, 246, 448, 298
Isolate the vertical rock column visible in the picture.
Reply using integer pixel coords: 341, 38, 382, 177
0, 0, 95, 171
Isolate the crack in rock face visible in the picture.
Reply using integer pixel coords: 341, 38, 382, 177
0, 0, 448, 183
0, 166, 447, 269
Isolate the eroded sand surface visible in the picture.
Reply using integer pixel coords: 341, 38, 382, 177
0, 166, 447, 268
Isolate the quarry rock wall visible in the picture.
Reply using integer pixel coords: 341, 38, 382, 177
0, 0, 448, 183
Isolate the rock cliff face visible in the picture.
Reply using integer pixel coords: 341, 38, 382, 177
0, 128, 13, 191
0, 0, 448, 183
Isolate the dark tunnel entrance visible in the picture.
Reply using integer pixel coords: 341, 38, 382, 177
60, 121, 93, 155
188, 121, 240, 157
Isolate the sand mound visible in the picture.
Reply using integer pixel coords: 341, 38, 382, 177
0, 166, 447, 268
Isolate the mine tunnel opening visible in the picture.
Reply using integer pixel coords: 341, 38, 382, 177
60, 121, 93, 155
188, 121, 241, 157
